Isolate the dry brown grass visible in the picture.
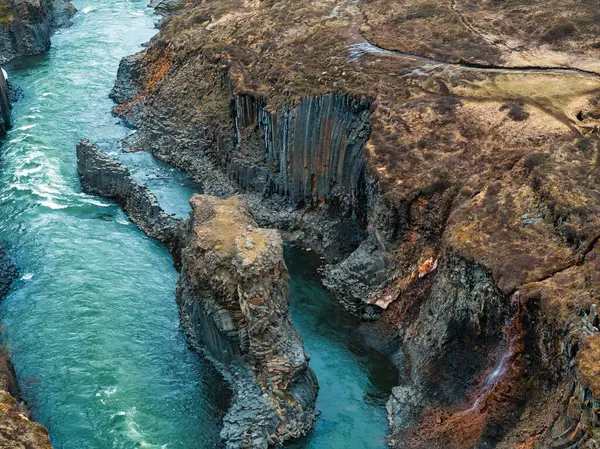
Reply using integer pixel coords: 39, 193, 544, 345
361, 0, 600, 72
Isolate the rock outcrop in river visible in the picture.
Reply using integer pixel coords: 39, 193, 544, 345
108, 0, 600, 447
179, 195, 317, 448
76, 139, 183, 256
76, 140, 318, 448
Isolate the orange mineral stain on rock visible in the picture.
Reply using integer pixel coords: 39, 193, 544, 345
417, 257, 438, 278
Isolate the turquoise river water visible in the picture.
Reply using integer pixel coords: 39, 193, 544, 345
0, 0, 397, 448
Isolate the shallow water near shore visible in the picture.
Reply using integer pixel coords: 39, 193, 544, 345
0, 0, 397, 448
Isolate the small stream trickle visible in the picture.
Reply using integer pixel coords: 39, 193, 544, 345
460, 292, 522, 416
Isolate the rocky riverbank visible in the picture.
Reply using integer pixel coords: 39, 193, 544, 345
76, 140, 318, 448
0, 0, 76, 64
0, 248, 54, 449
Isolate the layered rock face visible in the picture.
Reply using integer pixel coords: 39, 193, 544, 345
179, 195, 317, 448
76, 139, 182, 255
112, 71, 370, 218
109, 0, 600, 447
76, 140, 317, 448
0, 0, 76, 63
230, 93, 370, 210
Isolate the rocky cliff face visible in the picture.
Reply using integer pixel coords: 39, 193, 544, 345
230, 92, 370, 210
0, 0, 76, 64
112, 70, 371, 217
179, 195, 317, 448
108, 0, 600, 447
76, 140, 318, 448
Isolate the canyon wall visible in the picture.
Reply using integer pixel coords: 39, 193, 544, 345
76, 140, 318, 448
113, 59, 384, 311
113, 71, 372, 221
0, 373, 54, 449
230, 92, 370, 212
0, 357, 54, 449
106, 0, 600, 447
0, 0, 76, 64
